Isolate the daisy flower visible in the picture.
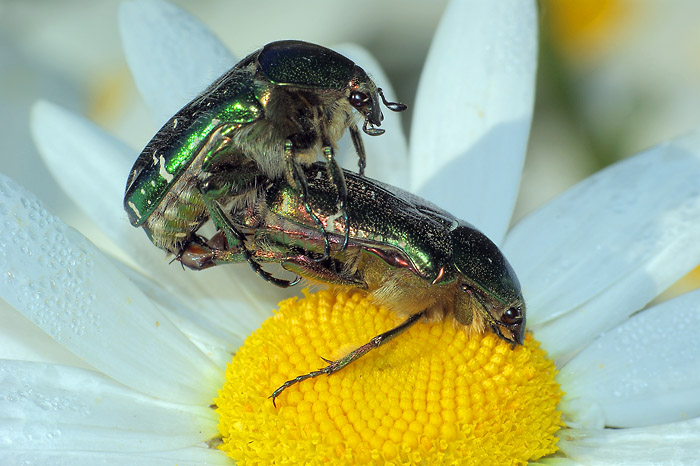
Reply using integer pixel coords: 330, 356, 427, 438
2, 0, 700, 465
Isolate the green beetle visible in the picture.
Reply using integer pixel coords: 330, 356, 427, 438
180, 162, 526, 403
124, 40, 405, 265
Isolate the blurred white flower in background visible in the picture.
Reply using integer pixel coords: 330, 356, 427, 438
523, 0, 700, 219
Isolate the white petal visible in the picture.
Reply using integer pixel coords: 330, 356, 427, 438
558, 289, 700, 428
114, 262, 242, 367
0, 360, 217, 451
119, 0, 235, 125
556, 397, 606, 430
334, 44, 409, 190
410, 0, 537, 243
0, 448, 229, 466
31, 100, 139, 255
0, 302, 88, 368
558, 418, 700, 465
506, 130, 700, 333
535, 269, 676, 360
31, 101, 276, 333
0, 175, 222, 404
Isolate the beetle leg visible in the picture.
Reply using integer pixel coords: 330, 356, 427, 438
349, 124, 366, 176
178, 235, 301, 288
178, 230, 231, 270
199, 180, 300, 287
270, 310, 426, 406
322, 143, 350, 252
284, 140, 331, 260
178, 237, 242, 270
212, 202, 300, 288
281, 254, 366, 288
174, 233, 220, 270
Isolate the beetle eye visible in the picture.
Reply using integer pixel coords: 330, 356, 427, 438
501, 307, 521, 325
349, 91, 368, 109
460, 284, 473, 294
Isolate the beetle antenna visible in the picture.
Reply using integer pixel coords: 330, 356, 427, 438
378, 88, 407, 112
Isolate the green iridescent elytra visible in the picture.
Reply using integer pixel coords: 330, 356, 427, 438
124, 40, 406, 255
124, 71, 259, 229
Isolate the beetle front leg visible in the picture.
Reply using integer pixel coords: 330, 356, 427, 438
284, 140, 331, 260
322, 143, 350, 251
270, 310, 425, 406
349, 124, 366, 175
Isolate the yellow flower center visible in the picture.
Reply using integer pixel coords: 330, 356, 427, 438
216, 288, 563, 465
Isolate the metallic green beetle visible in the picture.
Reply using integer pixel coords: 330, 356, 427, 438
124, 40, 406, 268
180, 163, 526, 403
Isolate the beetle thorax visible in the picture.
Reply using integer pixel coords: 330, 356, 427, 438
258, 82, 356, 158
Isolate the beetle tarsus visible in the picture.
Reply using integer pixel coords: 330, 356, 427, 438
243, 247, 301, 288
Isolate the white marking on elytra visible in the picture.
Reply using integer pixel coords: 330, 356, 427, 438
326, 211, 343, 233
127, 201, 141, 219
280, 195, 292, 214
159, 154, 174, 183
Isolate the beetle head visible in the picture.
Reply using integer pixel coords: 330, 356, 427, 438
348, 66, 407, 137
450, 225, 526, 345
257, 40, 406, 136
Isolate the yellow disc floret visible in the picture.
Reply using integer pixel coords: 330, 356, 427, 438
216, 288, 563, 465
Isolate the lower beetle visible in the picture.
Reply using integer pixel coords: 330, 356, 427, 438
124, 40, 406, 267
180, 163, 526, 403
